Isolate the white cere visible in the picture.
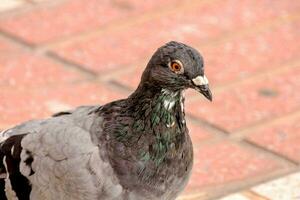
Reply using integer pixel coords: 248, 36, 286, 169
192, 75, 209, 86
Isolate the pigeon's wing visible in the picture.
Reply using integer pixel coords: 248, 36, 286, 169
0, 105, 123, 200
0, 119, 45, 199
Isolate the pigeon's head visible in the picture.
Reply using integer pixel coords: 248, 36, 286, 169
141, 41, 212, 101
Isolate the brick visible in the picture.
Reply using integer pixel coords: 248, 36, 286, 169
252, 172, 300, 200
184, 141, 280, 194
187, 120, 213, 145
0, 51, 84, 88
114, 66, 144, 90
0, 0, 183, 44
111, 19, 300, 90
247, 115, 300, 163
52, 22, 170, 73
186, 67, 300, 132
52, 0, 300, 73
0, 82, 125, 128
0, 36, 20, 53
0, 36, 84, 88
204, 19, 300, 87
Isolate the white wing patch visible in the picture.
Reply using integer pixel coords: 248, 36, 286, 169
2, 156, 18, 200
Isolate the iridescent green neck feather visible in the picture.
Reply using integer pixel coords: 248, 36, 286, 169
107, 85, 187, 166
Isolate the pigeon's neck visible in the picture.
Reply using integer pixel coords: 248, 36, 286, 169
128, 85, 186, 129
124, 85, 187, 165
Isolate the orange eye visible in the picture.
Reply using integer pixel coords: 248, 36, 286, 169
170, 61, 182, 72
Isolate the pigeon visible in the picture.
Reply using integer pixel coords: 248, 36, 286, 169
0, 41, 212, 200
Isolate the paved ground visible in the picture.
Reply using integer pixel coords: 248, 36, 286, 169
0, 0, 299, 199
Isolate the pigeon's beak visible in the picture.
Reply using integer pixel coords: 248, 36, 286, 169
192, 75, 212, 101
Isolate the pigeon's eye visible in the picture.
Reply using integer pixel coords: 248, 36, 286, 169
169, 60, 184, 74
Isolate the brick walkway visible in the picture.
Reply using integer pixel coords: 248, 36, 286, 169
0, 0, 299, 199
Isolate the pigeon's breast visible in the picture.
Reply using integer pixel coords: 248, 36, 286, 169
107, 131, 193, 200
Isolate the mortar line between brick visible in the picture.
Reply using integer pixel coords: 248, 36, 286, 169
177, 115, 299, 199
224, 167, 300, 200
185, 111, 300, 196
199, 13, 300, 50
193, 134, 289, 157
209, 135, 300, 172
243, 191, 270, 200
186, 55, 300, 106
211, 168, 300, 200
232, 110, 300, 138
96, 63, 138, 78
213, 59, 300, 94
188, 108, 299, 158
241, 140, 299, 166
41, 0, 220, 49
46, 51, 98, 77
107, 80, 133, 93
0, 30, 34, 49
232, 109, 300, 138
3, 31, 111, 84
186, 114, 231, 136
0, 29, 100, 80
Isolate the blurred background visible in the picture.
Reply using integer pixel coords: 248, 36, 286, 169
0, 0, 299, 199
